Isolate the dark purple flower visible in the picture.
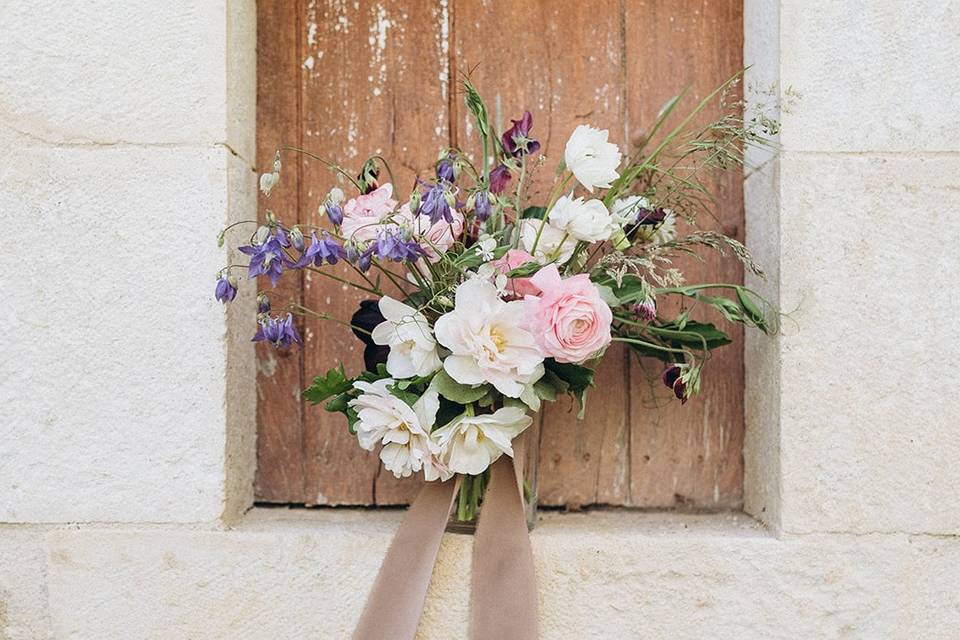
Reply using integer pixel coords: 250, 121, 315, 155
661, 364, 687, 403
474, 190, 492, 222
633, 207, 667, 226
501, 111, 540, 158
633, 299, 656, 323
294, 232, 346, 268
351, 300, 389, 372
239, 232, 289, 286
436, 152, 457, 183
215, 274, 237, 303
357, 245, 376, 273
252, 313, 302, 349
489, 164, 511, 194
326, 201, 344, 226
418, 182, 453, 224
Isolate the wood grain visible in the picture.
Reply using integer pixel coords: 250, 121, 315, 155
254, 0, 306, 503
255, 0, 746, 509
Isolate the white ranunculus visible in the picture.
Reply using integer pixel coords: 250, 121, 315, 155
610, 195, 652, 227
371, 297, 442, 379
563, 125, 622, 192
350, 380, 449, 480
432, 406, 533, 475
517, 219, 578, 263
434, 278, 544, 398
547, 195, 614, 243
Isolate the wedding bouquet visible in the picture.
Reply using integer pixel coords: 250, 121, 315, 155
216, 74, 778, 522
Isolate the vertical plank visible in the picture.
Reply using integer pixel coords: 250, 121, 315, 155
452, 0, 631, 508
298, 0, 451, 505
625, 0, 745, 508
254, 0, 306, 503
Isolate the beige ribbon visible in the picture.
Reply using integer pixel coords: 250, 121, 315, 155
353, 452, 538, 640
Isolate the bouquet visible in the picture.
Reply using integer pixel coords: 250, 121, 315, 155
216, 74, 779, 523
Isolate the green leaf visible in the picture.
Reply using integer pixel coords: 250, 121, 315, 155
543, 359, 595, 419
655, 321, 731, 351
303, 364, 353, 404
506, 261, 544, 278
521, 206, 547, 219
736, 287, 769, 333
430, 369, 491, 404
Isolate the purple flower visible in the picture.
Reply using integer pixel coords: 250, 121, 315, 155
239, 231, 289, 286
634, 207, 667, 226
501, 111, 540, 158
418, 181, 453, 224
252, 313, 302, 349
661, 364, 687, 404
215, 274, 237, 303
474, 190, 492, 222
632, 299, 656, 323
356, 245, 376, 272
294, 232, 346, 268
375, 229, 423, 262
437, 152, 457, 183
257, 293, 271, 314
326, 201, 344, 226
489, 164, 511, 194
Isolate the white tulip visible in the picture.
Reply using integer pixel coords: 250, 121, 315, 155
547, 195, 614, 243
350, 381, 449, 480
371, 297, 442, 378
432, 406, 533, 475
517, 219, 578, 263
563, 124, 622, 192
434, 278, 544, 398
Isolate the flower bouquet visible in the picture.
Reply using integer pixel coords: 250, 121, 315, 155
216, 74, 778, 526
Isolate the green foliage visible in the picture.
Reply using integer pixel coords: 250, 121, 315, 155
430, 369, 491, 404
521, 206, 546, 219
543, 359, 595, 419
303, 364, 352, 404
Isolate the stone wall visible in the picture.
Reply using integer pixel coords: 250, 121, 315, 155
1, 1, 958, 638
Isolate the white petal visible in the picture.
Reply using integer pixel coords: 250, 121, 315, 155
444, 356, 486, 385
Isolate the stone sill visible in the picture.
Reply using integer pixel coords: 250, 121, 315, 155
13, 508, 958, 638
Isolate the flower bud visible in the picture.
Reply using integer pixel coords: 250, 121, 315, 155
290, 227, 305, 251
257, 293, 271, 314
408, 189, 422, 214
255, 225, 271, 245
474, 190, 492, 222
329, 187, 345, 204
259, 171, 279, 196
632, 299, 656, 323
272, 151, 282, 174
326, 202, 344, 226
443, 189, 456, 209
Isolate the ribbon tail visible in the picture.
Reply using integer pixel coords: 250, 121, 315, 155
353, 478, 459, 640
469, 454, 539, 640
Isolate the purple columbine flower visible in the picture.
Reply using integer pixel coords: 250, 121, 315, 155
633, 299, 656, 323
474, 190, 492, 222
356, 245, 376, 272
252, 313, 302, 349
326, 201, 344, 226
418, 181, 453, 224
215, 274, 237, 303
436, 152, 457, 183
256, 293, 271, 314
294, 232, 346, 268
375, 229, 423, 262
501, 111, 541, 158
489, 164, 511, 194
239, 231, 289, 286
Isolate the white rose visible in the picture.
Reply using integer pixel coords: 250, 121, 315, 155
564, 124, 622, 192
434, 278, 545, 398
518, 219, 578, 263
371, 297, 442, 378
547, 195, 613, 243
432, 406, 533, 475
350, 381, 450, 480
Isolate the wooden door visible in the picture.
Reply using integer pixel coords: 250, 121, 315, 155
254, 0, 745, 509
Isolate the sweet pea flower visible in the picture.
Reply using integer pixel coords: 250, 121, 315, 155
490, 249, 541, 299
371, 297, 442, 378
434, 278, 544, 398
340, 183, 399, 242
431, 406, 533, 475
564, 124, 622, 192
489, 164, 511, 194
523, 264, 612, 364
547, 195, 614, 243
501, 111, 541, 158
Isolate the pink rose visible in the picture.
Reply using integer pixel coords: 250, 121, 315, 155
340, 183, 399, 242
524, 264, 612, 364
491, 249, 541, 299
396, 203, 464, 263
